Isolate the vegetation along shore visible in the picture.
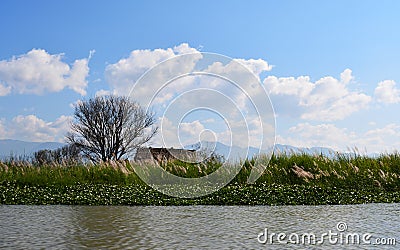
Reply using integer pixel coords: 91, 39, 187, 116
1, 152, 399, 205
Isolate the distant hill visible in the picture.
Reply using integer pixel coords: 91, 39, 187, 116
0, 138, 336, 161
0, 139, 65, 159
274, 144, 336, 156
185, 141, 335, 161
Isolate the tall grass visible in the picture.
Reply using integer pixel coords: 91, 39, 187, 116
1, 152, 400, 205
0, 160, 143, 186
253, 152, 400, 191
1, 152, 399, 190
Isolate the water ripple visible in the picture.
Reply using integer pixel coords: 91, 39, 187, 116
0, 204, 399, 249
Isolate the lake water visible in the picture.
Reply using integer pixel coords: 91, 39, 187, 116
0, 203, 399, 249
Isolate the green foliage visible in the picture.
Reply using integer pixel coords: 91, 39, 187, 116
1, 182, 399, 205
1, 152, 400, 205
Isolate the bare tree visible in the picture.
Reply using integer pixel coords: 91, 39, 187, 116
67, 95, 157, 162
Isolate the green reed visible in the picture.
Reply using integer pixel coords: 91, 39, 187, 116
1, 152, 399, 205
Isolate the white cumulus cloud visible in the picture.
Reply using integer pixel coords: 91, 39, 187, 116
277, 122, 355, 151
0, 115, 72, 142
104, 44, 273, 109
340, 68, 354, 84
105, 43, 201, 97
0, 84, 11, 96
95, 89, 112, 97
264, 69, 371, 121
235, 58, 273, 77
277, 122, 400, 153
179, 120, 205, 135
0, 49, 90, 95
105, 44, 274, 152
264, 75, 314, 97
374, 80, 400, 104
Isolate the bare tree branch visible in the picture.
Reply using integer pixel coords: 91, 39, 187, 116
67, 95, 158, 162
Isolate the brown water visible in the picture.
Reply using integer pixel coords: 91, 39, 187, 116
0, 204, 399, 249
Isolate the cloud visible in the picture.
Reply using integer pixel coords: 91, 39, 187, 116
0, 49, 90, 95
154, 117, 213, 148
105, 43, 201, 97
104, 44, 273, 109
264, 69, 371, 121
89, 44, 276, 150
277, 122, 400, 153
265, 75, 314, 97
0, 119, 5, 138
278, 123, 355, 150
170, 43, 200, 54
153, 112, 271, 151
235, 58, 273, 77
0, 115, 72, 142
105, 44, 274, 152
340, 68, 354, 84
362, 123, 400, 152
178, 120, 224, 145
179, 120, 207, 142
95, 89, 112, 97
0, 84, 11, 96
374, 80, 400, 104
151, 117, 181, 148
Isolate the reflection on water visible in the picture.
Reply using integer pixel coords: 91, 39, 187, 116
0, 204, 399, 249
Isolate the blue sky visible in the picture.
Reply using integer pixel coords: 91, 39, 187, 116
1, 0, 400, 153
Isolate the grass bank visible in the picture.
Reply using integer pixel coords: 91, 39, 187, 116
1, 153, 399, 205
